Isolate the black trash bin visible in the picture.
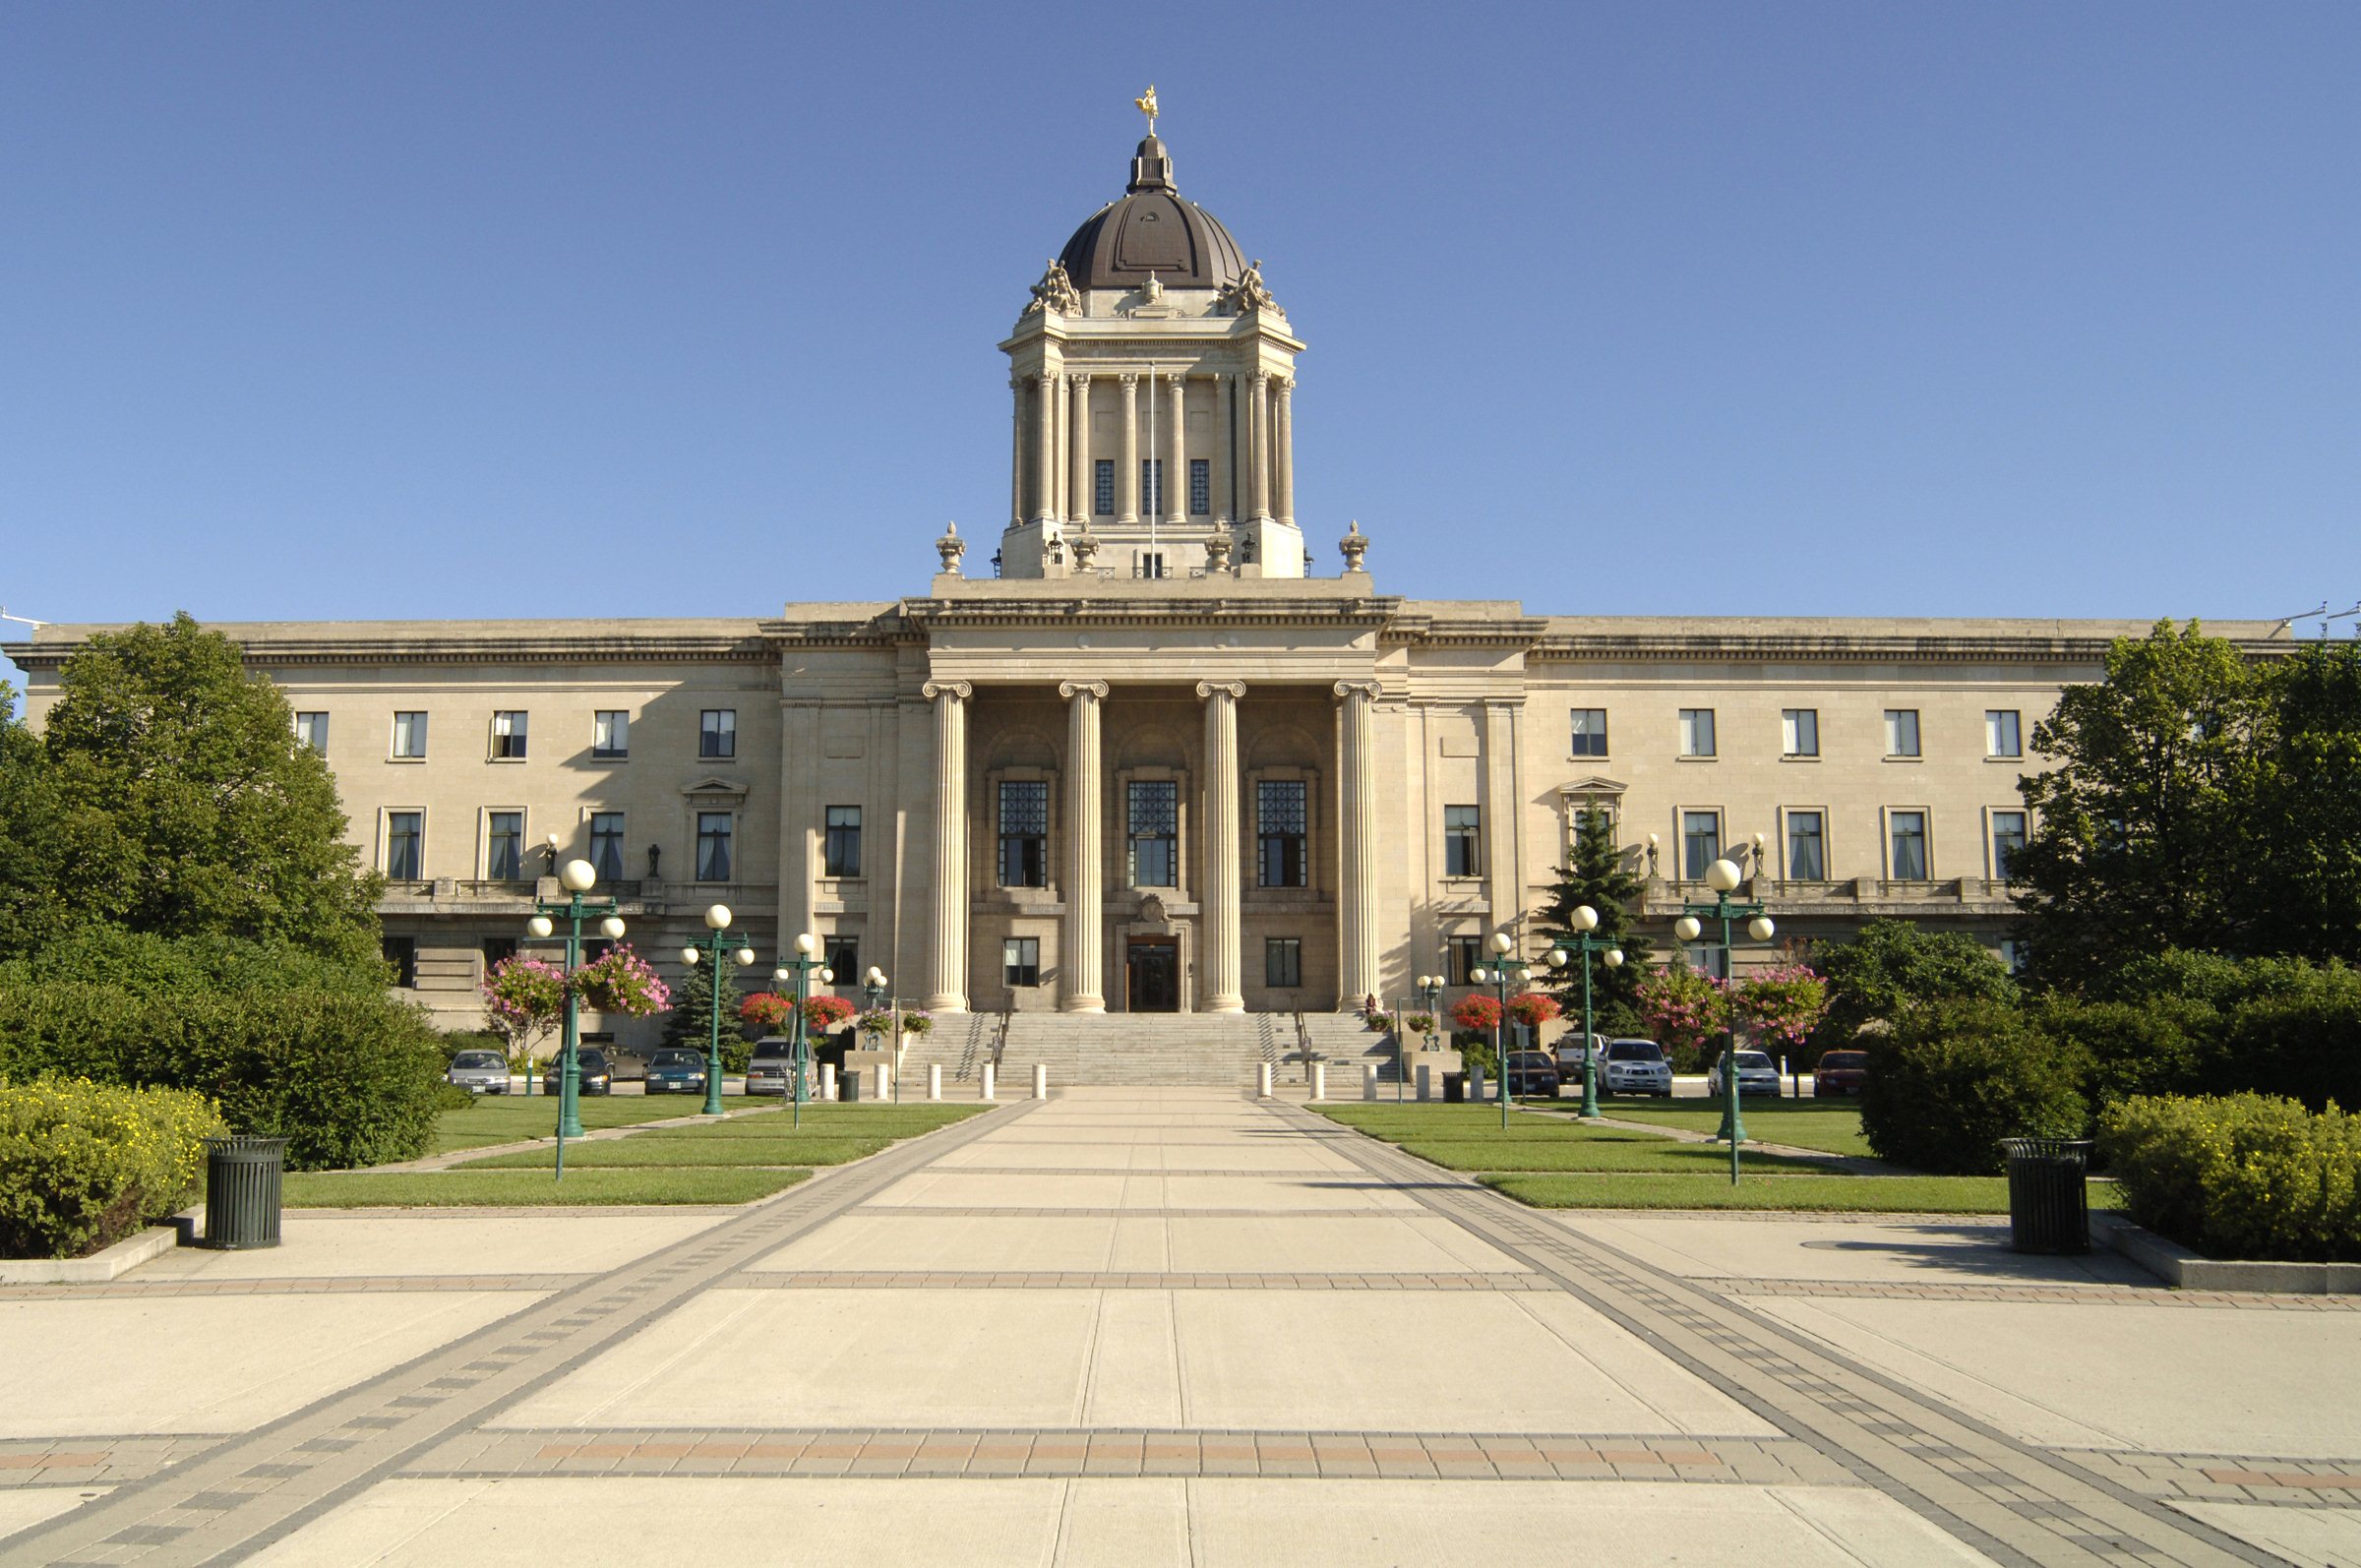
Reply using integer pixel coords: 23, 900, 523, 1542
1442, 1071, 1466, 1104
840, 1067, 863, 1104
1999, 1137, 2091, 1255
200, 1135, 287, 1250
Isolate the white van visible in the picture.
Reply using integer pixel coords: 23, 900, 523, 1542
1553, 1033, 1609, 1078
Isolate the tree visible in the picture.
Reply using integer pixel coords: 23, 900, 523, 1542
1532, 811, 1654, 1035
2237, 641, 2361, 964
663, 952, 753, 1072
1811, 919, 2017, 1051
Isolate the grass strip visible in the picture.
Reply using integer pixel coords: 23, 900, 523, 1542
1315, 1106, 1658, 1140
1483, 1173, 2124, 1214
285, 1168, 811, 1208
1395, 1139, 1828, 1174
1597, 1105, 1871, 1157
633, 1108, 983, 1138
429, 1096, 770, 1154
454, 1137, 889, 1170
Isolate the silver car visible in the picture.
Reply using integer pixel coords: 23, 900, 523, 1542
1600, 1039, 1673, 1097
446, 1049, 512, 1095
1708, 1049, 1783, 1098
744, 1038, 800, 1097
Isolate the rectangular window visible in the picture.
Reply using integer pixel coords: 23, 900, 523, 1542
1785, 810, 1826, 881
1137, 551, 1166, 580
824, 935, 859, 982
588, 812, 625, 882
999, 781, 1050, 887
700, 708, 737, 759
1570, 708, 1608, 757
1885, 708, 1921, 758
392, 711, 427, 759
1127, 780, 1179, 888
491, 710, 527, 759
1188, 457, 1210, 516
1265, 937, 1302, 989
696, 812, 733, 881
823, 806, 863, 878
293, 711, 329, 754
382, 935, 417, 988
1443, 806, 1482, 877
1002, 937, 1040, 989
1141, 456, 1164, 517
1991, 810, 2028, 878
1889, 810, 1929, 880
1999, 939, 2028, 976
1686, 943, 1729, 980
386, 812, 423, 879
1678, 708, 1716, 757
1093, 458, 1115, 515
1782, 708, 1819, 757
1257, 780, 1308, 887
482, 936, 517, 971
486, 812, 524, 880
593, 710, 629, 760
1986, 709, 2023, 758
1681, 810, 1722, 880
1445, 935, 1482, 987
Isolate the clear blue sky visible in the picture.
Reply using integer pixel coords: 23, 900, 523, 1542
5, 1, 2357, 691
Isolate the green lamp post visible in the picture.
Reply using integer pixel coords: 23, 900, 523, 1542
1545, 904, 1625, 1121
1469, 932, 1544, 1130
1673, 857, 1776, 1182
1411, 974, 1444, 1104
679, 902, 756, 1118
523, 857, 625, 1176
859, 965, 894, 1101
773, 934, 835, 1129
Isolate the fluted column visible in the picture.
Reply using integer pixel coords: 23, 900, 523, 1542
1166, 374, 1187, 522
1197, 682, 1245, 1012
1009, 378, 1026, 528
1118, 374, 1139, 523
1034, 371, 1059, 524
1067, 374, 1091, 526
1247, 372, 1272, 521
924, 681, 972, 1012
1334, 680, 1381, 1007
1059, 681, 1108, 1012
1274, 376, 1295, 526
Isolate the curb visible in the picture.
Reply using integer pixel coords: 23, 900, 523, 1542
0, 1225, 181, 1285
2094, 1213, 2361, 1296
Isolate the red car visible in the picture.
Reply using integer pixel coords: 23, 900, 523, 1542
1813, 1050, 1868, 1097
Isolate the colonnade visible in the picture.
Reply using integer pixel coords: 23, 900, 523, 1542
1009, 369, 1296, 530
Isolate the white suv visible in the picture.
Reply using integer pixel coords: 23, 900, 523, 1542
1600, 1039, 1673, 1098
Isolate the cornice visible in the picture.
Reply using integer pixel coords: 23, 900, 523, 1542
896, 595, 1403, 633
1524, 632, 2294, 665
6, 628, 774, 671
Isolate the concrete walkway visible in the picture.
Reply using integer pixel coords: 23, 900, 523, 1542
3, 1088, 2357, 1565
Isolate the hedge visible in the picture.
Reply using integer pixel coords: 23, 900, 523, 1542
0, 1078, 225, 1259
0, 984, 447, 1170
2098, 1094, 2361, 1263
1858, 996, 2089, 1175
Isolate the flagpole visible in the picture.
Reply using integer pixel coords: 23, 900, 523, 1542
1147, 359, 1158, 576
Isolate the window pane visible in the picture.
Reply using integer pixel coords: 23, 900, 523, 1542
696, 812, 733, 881
1679, 709, 1715, 756
1443, 805, 1481, 877
1570, 708, 1607, 757
1446, 935, 1481, 987
1992, 811, 2027, 877
487, 812, 523, 879
1265, 937, 1302, 989
382, 935, 417, 988
1682, 811, 1721, 879
594, 711, 629, 757
1782, 708, 1818, 756
1188, 457, 1209, 516
1128, 780, 1178, 887
1885, 709, 1920, 756
825, 936, 859, 980
294, 712, 329, 753
492, 710, 527, 759
1002, 937, 1040, 988
1786, 812, 1825, 880
999, 781, 1050, 887
1141, 457, 1163, 516
824, 805, 863, 878
701, 709, 737, 759
1257, 780, 1307, 887
1094, 459, 1114, 515
387, 813, 422, 879
393, 711, 426, 757
1890, 812, 1927, 879
589, 813, 625, 881
1987, 709, 2021, 757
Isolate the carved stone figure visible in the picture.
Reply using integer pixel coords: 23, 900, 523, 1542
1218, 259, 1278, 315
1338, 519, 1369, 573
936, 520, 966, 575
1023, 259, 1082, 317
1071, 526, 1100, 568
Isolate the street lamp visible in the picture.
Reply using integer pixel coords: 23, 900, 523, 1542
1413, 974, 1444, 1104
860, 965, 894, 1101
521, 858, 623, 1176
1469, 931, 1544, 1129
1675, 857, 1777, 1180
773, 933, 832, 1128
680, 902, 756, 1117
1545, 904, 1625, 1121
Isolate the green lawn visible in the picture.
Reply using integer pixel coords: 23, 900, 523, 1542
428, 1094, 770, 1154
1394, 1137, 1828, 1175
1318, 1105, 1635, 1139
1484, 1173, 2124, 1215
1596, 1102, 1873, 1158
285, 1168, 811, 1208
630, 1106, 983, 1138
455, 1136, 892, 1170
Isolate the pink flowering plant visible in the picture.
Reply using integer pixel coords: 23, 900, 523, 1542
570, 943, 671, 1017
1634, 964, 1729, 1071
1728, 964, 1829, 1055
481, 955, 566, 1066
898, 1008, 934, 1036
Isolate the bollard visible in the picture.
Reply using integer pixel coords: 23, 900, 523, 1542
982, 1062, 996, 1101
820, 1061, 837, 1102
1362, 1063, 1379, 1101
1033, 1062, 1048, 1100
929, 1062, 942, 1102
875, 1063, 891, 1101
1311, 1062, 1327, 1102
1258, 1061, 1273, 1099
1471, 1065, 1486, 1103
1417, 1064, 1432, 1102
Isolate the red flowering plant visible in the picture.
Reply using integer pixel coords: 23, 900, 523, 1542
481, 955, 566, 1069
1728, 964, 1829, 1056
1507, 992, 1562, 1031
570, 943, 671, 1017
739, 993, 797, 1035
804, 995, 857, 1035
1448, 993, 1502, 1034
1634, 963, 1729, 1071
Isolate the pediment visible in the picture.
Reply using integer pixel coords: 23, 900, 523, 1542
1555, 775, 1628, 798
680, 776, 750, 801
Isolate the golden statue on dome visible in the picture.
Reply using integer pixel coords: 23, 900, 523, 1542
1134, 85, 1158, 134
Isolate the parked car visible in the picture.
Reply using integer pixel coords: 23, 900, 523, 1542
744, 1037, 799, 1097
1552, 1033, 1608, 1080
643, 1047, 710, 1096
603, 1045, 649, 1083
541, 1048, 615, 1097
1599, 1038, 1673, 1097
446, 1049, 512, 1095
1501, 1051, 1560, 1099
1708, 1049, 1782, 1098
1813, 1050, 1869, 1098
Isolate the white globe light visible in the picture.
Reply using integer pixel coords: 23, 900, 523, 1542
795, 933, 818, 957
526, 915, 553, 939
704, 903, 732, 931
817, 967, 834, 985
599, 915, 626, 940
1749, 916, 1777, 941
560, 859, 598, 893
681, 947, 700, 966
1674, 916, 1702, 941
773, 967, 790, 982
1470, 967, 1489, 985
1489, 932, 1513, 955
1604, 948, 1624, 968
1707, 858, 1742, 893
1573, 905, 1599, 933
1548, 949, 1569, 968
734, 946, 756, 967
867, 966, 886, 987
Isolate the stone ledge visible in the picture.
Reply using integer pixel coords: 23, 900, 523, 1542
0, 1224, 180, 1285
2096, 1213, 2361, 1295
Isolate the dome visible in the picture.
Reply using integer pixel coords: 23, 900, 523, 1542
1055, 136, 1247, 292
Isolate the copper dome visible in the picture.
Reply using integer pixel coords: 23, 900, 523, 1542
1055, 136, 1247, 293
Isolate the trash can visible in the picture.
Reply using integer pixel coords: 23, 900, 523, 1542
1999, 1137, 2091, 1255
1442, 1071, 1466, 1104
200, 1135, 287, 1250
840, 1067, 863, 1104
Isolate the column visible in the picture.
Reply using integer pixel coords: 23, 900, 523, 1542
1008, 378, 1026, 527
1034, 371, 1059, 524
1334, 680, 1381, 1007
1166, 374, 1187, 524
1118, 374, 1139, 523
1059, 681, 1108, 1012
1067, 374, 1091, 525
924, 681, 971, 1012
1223, 374, 1240, 519
1247, 372, 1272, 520
1198, 681, 1245, 1013
1274, 376, 1296, 525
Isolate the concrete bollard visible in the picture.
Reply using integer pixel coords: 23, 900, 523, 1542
1311, 1062, 1327, 1102
1033, 1062, 1048, 1100
1362, 1063, 1379, 1101
820, 1062, 837, 1102
981, 1062, 996, 1102
1417, 1064, 1432, 1102
928, 1063, 942, 1102
875, 1063, 891, 1101
1471, 1065, 1486, 1103
1258, 1061, 1273, 1098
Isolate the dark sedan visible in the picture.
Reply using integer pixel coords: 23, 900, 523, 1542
542, 1048, 615, 1097
1813, 1050, 1869, 1098
1502, 1051, 1561, 1099
644, 1047, 710, 1096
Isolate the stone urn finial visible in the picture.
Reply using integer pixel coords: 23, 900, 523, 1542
1338, 519, 1369, 573
936, 520, 966, 575
1205, 517, 1235, 573
1071, 525, 1099, 569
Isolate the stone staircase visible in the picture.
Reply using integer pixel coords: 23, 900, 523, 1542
897, 1012, 1000, 1085
893, 1010, 1410, 1090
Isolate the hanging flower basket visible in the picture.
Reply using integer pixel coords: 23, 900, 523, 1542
804, 995, 857, 1035
898, 1008, 935, 1036
1507, 992, 1563, 1031
481, 955, 566, 1036
1403, 1012, 1436, 1036
1449, 994, 1502, 1033
739, 992, 797, 1035
857, 1008, 893, 1039
570, 943, 671, 1017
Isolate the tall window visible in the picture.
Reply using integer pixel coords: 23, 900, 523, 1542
1141, 457, 1164, 516
1127, 780, 1178, 887
1093, 458, 1115, 515
824, 935, 859, 982
492, 710, 527, 759
392, 711, 427, 759
823, 806, 862, 877
482, 936, 517, 970
386, 812, 423, 879
1445, 935, 1482, 986
1137, 551, 1166, 580
1991, 811, 2028, 878
1570, 708, 1608, 757
1257, 780, 1307, 887
1681, 810, 1722, 880
1782, 708, 1819, 757
1265, 937, 1302, 989
1884, 709, 1921, 757
589, 812, 625, 882
382, 935, 418, 988
593, 710, 629, 759
696, 812, 734, 881
293, 711, 329, 754
1188, 457, 1210, 515
1986, 709, 2023, 758
1678, 708, 1716, 757
1441, 806, 1481, 876
1785, 810, 1826, 880
998, 781, 1049, 887
1889, 811, 1929, 880
700, 709, 737, 759
486, 812, 524, 879
1002, 937, 1041, 989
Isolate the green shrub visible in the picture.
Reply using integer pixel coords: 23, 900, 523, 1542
2097, 951, 2361, 1111
2098, 1094, 2361, 1262
2036, 993, 2222, 1105
0, 1078, 226, 1259
0, 984, 447, 1171
1809, 920, 2017, 1058
1858, 996, 2089, 1175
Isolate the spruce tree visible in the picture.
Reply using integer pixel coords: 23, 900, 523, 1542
1532, 811, 1654, 1036
662, 952, 753, 1071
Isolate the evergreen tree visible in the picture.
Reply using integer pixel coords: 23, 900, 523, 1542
663, 952, 753, 1070
1532, 811, 1654, 1035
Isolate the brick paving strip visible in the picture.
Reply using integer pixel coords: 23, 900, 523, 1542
2063, 1450, 2361, 1512
0, 1276, 589, 1301
1712, 1278, 2361, 1310
0, 1100, 1039, 1567
731, 1270, 1551, 1291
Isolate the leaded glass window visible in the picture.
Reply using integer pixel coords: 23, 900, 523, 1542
1257, 780, 1307, 887
999, 781, 1049, 887
1127, 780, 1178, 888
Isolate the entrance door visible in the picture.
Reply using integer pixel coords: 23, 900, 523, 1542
1126, 938, 1179, 1012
